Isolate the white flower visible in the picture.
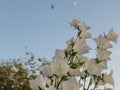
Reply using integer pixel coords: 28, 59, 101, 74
73, 38, 91, 54
86, 59, 103, 76
107, 28, 118, 43
94, 35, 112, 49
53, 49, 65, 60
70, 19, 80, 29
73, 55, 88, 63
53, 49, 70, 76
99, 61, 108, 70
80, 22, 90, 31
40, 63, 55, 76
103, 70, 114, 86
66, 37, 75, 46
96, 49, 111, 61
69, 68, 83, 76
104, 87, 113, 90
45, 85, 56, 90
29, 79, 39, 90
65, 37, 75, 50
61, 78, 82, 90
80, 30, 91, 39
29, 75, 50, 90
91, 77, 104, 88
53, 58, 70, 76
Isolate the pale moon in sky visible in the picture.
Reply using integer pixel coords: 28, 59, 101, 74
73, 2, 77, 6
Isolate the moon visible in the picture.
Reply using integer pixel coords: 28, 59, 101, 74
73, 2, 77, 6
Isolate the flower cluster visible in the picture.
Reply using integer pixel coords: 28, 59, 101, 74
29, 19, 118, 90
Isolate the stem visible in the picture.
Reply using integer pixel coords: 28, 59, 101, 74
56, 77, 62, 89
93, 80, 99, 90
83, 79, 86, 90
79, 77, 81, 83
87, 78, 92, 90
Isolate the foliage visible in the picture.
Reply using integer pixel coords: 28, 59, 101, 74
0, 52, 43, 90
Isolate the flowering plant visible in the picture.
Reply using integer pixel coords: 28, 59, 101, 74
30, 19, 118, 90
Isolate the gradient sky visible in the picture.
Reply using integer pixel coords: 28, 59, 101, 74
0, 0, 120, 89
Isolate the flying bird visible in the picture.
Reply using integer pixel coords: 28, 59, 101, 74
51, 4, 54, 9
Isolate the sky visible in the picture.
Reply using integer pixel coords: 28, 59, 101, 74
0, 0, 120, 89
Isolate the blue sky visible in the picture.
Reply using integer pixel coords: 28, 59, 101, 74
0, 0, 120, 89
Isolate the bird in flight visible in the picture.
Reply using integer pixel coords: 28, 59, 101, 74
51, 4, 54, 9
